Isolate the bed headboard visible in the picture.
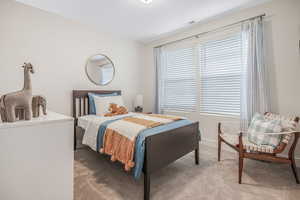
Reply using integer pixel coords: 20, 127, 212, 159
72, 90, 121, 119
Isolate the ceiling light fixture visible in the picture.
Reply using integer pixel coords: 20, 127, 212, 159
140, 0, 152, 4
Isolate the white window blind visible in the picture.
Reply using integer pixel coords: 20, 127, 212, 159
157, 27, 245, 116
159, 47, 197, 112
199, 32, 244, 115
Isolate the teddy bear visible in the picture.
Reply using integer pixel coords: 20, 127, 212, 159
104, 103, 128, 117
108, 103, 118, 113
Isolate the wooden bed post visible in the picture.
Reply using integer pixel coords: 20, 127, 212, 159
195, 147, 199, 165
74, 119, 77, 151
73, 92, 77, 151
144, 173, 150, 200
195, 134, 200, 165
144, 139, 150, 200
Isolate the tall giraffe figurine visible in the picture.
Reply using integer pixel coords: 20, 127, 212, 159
1, 63, 34, 122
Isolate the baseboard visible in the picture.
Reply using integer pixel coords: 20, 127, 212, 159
200, 139, 300, 166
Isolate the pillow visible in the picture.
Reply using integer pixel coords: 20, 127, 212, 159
247, 113, 282, 147
93, 95, 125, 116
88, 92, 118, 114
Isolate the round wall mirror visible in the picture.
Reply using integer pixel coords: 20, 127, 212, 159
85, 54, 115, 85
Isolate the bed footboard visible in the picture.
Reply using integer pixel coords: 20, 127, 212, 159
143, 121, 200, 200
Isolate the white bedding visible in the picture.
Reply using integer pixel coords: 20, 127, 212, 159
77, 113, 135, 151
77, 113, 182, 130
78, 115, 99, 130
77, 112, 185, 151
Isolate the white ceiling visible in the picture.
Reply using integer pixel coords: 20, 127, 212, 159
16, 0, 270, 43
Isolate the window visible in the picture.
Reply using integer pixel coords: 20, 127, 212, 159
157, 27, 245, 116
159, 47, 197, 112
199, 33, 244, 115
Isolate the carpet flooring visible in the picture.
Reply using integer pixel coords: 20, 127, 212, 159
74, 144, 300, 200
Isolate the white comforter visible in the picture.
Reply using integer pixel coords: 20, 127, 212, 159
78, 112, 177, 151
79, 113, 134, 151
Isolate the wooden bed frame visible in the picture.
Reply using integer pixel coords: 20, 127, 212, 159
72, 90, 200, 200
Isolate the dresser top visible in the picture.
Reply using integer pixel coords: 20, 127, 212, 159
0, 111, 73, 129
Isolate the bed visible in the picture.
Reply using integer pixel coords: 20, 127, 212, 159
73, 90, 200, 200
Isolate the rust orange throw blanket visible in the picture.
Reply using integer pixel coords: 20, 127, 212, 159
100, 114, 182, 171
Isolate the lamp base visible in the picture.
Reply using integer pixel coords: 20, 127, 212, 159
134, 106, 143, 112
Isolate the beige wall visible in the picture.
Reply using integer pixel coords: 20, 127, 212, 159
0, 0, 143, 116
142, 0, 300, 157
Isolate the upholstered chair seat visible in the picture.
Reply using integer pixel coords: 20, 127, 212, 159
220, 133, 276, 153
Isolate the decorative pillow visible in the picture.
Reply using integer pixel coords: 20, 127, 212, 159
93, 95, 125, 116
88, 92, 118, 114
247, 113, 282, 147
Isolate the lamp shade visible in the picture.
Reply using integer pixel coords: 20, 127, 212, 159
134, 94, 143, 107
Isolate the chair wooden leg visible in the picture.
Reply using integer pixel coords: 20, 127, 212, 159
217, 123, 222, 162
238, 156, 244, 184
291, 158, 300, 184
218, 137, 221, 162
238, 133, 244, 184
289, 134, 300, 184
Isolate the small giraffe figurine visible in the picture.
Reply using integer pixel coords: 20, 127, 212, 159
1, 63, 34, 122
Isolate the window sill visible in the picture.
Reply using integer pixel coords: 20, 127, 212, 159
163, 110, 195, 114
199, 112, 240, 119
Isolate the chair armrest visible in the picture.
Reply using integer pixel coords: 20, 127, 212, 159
254, 131, 296, 135
219, 121, 240, 126
238, 132, 244, 153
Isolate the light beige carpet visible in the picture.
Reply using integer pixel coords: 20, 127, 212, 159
74, 144, 300, 200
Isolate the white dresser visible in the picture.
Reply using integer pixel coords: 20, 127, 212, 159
0, 111, 74, 200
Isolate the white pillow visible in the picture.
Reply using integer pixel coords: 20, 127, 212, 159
93, 95, 125, 116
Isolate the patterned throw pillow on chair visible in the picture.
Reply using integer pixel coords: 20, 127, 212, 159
247, 113, 282, 147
